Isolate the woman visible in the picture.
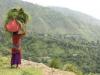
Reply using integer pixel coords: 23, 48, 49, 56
11, 31, 25, 68
4, 8, 28, 68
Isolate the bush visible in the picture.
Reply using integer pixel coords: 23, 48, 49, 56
63, 63, 83, 75
49, 58, 62, 69
87, 72, 95, 75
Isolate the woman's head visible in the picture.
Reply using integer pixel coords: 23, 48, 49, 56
13, 32, 18, 35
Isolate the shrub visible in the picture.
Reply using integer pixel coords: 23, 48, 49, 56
63, 63, 83, 75
49, 58, 62, 69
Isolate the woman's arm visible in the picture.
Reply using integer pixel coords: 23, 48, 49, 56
18, 32, 26, 38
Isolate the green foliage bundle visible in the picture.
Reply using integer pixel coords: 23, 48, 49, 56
5, 8, 29, 33
5, 9, 18, 24
5, 8, 28, 24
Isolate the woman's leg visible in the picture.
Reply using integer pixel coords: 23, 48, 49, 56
16, 52, 21, 68
16, 64, 19, 68
11, 53, 15, 68
11, 64, 13, 68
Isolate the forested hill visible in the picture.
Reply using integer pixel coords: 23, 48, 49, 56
0, 0, 100, 41
0, 0, 100, 75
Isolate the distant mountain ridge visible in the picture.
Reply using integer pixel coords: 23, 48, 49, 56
0, 0, 100, 41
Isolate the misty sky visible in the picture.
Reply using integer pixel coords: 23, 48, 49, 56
23, 0, 100, 20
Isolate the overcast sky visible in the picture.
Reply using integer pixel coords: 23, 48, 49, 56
23, 0, 100, 20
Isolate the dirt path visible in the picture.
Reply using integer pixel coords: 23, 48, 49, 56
20, 59, 76, 75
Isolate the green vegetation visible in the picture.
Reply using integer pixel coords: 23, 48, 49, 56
49, 58, 62, 69
0, 68, 42, 75
63, 63, 83, 75
0, 0, 100, 75
0, 56, 43, 75
22, 33, 99, 74
0, 32, 99, 75
1, 0, 100, 40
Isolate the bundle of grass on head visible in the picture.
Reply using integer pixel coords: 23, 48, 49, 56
5, 8, 29, 34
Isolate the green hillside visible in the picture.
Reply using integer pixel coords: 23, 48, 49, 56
0, 0, 100, 75
0, 56, 43, 75
0, 0, 100, 40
